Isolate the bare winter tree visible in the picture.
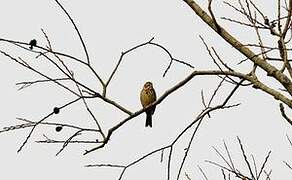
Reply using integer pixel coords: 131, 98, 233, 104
0, 0, 291, 179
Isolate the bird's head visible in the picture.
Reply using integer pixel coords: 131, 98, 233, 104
144, 81, 153, 88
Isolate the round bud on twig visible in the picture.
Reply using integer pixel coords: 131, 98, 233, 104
53, 107, 60, 114
55, 126, 63, 132
264, 17, 269, 26
29, 39, 37, 50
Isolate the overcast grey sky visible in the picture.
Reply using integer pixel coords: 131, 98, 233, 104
0, 0, 291, 179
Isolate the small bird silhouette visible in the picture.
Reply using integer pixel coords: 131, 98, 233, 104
140, 81, 157, 127
29, 39, 37, 50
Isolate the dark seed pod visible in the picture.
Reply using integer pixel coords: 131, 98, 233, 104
53, 107, 60, 114
29, 39, 37, 50
264, 17, 269, 26
55, 126, 63, 132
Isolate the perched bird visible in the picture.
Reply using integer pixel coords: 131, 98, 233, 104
140, 81, 157, 127
29, 39, 37, 50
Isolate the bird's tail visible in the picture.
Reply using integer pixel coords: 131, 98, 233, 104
145, 112, 152, 127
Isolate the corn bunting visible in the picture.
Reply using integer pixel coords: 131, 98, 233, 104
140, 81, 157, 127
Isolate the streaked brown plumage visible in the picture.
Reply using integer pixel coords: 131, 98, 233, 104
140, 81, 156, 127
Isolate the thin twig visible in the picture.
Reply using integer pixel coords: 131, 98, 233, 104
17, 97, 82, 153
237, 136, 255, 179
198, 166, 208, 180
16, 77, 70, 90
257, 151, 272, 179
279, 103, 292, 125
55, 130, 83, 156
54, 0, 90, 64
